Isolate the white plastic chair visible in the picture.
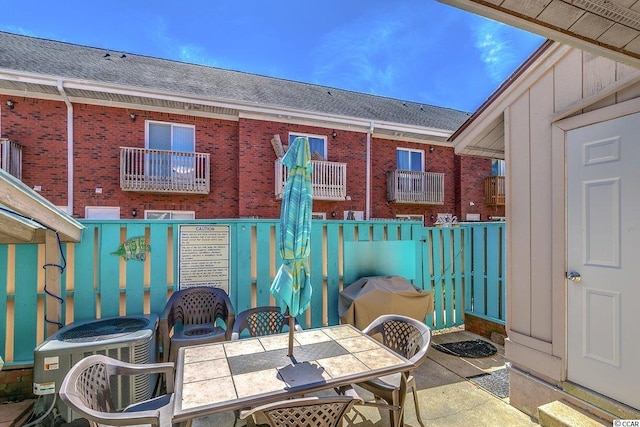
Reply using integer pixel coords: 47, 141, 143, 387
59, 354, 175, 427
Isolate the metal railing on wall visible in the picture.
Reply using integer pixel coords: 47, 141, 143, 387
0, 220, 505, 365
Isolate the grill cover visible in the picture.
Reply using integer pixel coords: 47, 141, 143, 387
338, 276, 433, 330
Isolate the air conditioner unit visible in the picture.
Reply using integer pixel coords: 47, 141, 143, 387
32, 314, 158, 422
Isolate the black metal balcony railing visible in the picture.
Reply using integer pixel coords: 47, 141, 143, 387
386, 170, 444, 204
275, 158, 347, 201
120, 147, 210, 194
0, 138, 22, 180
484, 176, 505, 206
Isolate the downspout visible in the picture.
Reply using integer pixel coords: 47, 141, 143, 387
57, 81, 74, 215
366, 122, 374, 220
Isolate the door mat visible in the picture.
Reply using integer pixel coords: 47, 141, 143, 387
432, 339, 497, 358
468, 367, 509, 399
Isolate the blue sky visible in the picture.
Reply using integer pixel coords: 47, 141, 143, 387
0, 0, 544, 113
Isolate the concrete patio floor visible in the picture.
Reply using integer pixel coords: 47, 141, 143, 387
193, 328, 539, 427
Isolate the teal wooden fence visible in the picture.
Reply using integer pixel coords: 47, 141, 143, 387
0, 220, 505, 366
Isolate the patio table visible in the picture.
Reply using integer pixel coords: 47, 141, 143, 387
172, 323, 413, 424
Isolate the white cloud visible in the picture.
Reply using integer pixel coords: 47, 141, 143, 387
472, 20, 522, 85
149, 17, 220, 67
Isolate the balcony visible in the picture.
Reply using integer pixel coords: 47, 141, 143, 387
484, 176, 505, 206
275, 159, 347, 201
120, 147, 210, 194
387, 170, 444, 204
0, 138, 22, 180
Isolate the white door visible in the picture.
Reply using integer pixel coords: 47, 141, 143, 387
567, 112, 640, 409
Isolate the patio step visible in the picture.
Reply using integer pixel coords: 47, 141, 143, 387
538, 401, 609, 427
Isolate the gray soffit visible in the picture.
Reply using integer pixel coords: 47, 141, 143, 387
0, 31, 471, 141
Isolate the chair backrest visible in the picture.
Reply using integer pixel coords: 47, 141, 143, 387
362, 314, 432, 367
61, 355, 116, 418
59, 354, 175, 427
231, 306, 299, 339
242, 396, 360, 427
163, 286, 234, 327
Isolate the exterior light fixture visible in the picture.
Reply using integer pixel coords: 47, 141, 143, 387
6, 100, 15, 110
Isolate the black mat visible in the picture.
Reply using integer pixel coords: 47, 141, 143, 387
432, 339, 497, 358
468, 367, 509, 398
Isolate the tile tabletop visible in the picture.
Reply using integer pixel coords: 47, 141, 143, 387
174, 324, 410, 422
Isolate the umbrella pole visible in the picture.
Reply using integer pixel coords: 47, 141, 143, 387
288, 315, 295, 357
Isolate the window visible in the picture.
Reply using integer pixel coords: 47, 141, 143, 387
397, 148, 424, 172
85, 206, 120, 219
146, 121, 196, 178
145, 210, 195, 220
491, 159, 505, 176
289, 133, 327, 160
312, 212, 326, 220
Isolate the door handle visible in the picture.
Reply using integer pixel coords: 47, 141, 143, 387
566, 271, 582, 282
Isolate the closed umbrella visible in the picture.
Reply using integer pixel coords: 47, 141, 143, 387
270, 136, 313, 357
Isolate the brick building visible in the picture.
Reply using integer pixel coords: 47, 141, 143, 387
0, 31, 504, 223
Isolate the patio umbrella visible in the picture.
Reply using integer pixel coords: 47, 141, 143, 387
270, 136, 313, 357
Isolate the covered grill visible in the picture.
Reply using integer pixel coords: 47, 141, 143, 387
338, 276, 433, 330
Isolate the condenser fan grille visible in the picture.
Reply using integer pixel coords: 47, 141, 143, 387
60, 318, 149, 342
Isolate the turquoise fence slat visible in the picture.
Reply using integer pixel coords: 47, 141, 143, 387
444, 230, 456, 326
486, 225, 500, 319
452, 228, 464, 326
309, 222, 324, 329
342, 222, 356, 242
429, 229, 444, 329
356, 223, 369, 241
124, 223, 146, 314
235, 222, 254, 313
372, 223, 385, 241
325, 222, 341, 328
99, 223, 124, 317
472, 226, 486, 317
72, 225, 97, 320
149, 223, 170, 315
15, 244, 38, 363
0, 220, 505, 366
255, 222, 273, 307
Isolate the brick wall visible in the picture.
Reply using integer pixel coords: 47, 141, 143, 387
0, 367, 33, 403
1, 95, 499, 222
464, 314, 507, 341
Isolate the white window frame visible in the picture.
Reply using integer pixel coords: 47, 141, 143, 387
145, 120, 196, 152
491, 159, 506, 176
145, 121, 196, 179
144, 210, 195, 220
85, 206, 121, 219
396, 147, 425, 172
289, 132, 327, 159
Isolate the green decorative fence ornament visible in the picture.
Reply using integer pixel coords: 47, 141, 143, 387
111, 236, 150, 261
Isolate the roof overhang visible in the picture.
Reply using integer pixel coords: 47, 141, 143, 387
0, 168, 84, 244
450, 40, 570, 158
437, 0, 640, 69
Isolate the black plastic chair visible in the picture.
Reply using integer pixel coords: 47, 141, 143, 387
231, 306, 301, 340
159, 286, 235, 362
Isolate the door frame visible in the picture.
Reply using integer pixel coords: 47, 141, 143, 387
552, 96, 640, 383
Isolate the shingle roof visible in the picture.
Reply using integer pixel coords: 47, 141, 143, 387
0, 31, 470, 132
